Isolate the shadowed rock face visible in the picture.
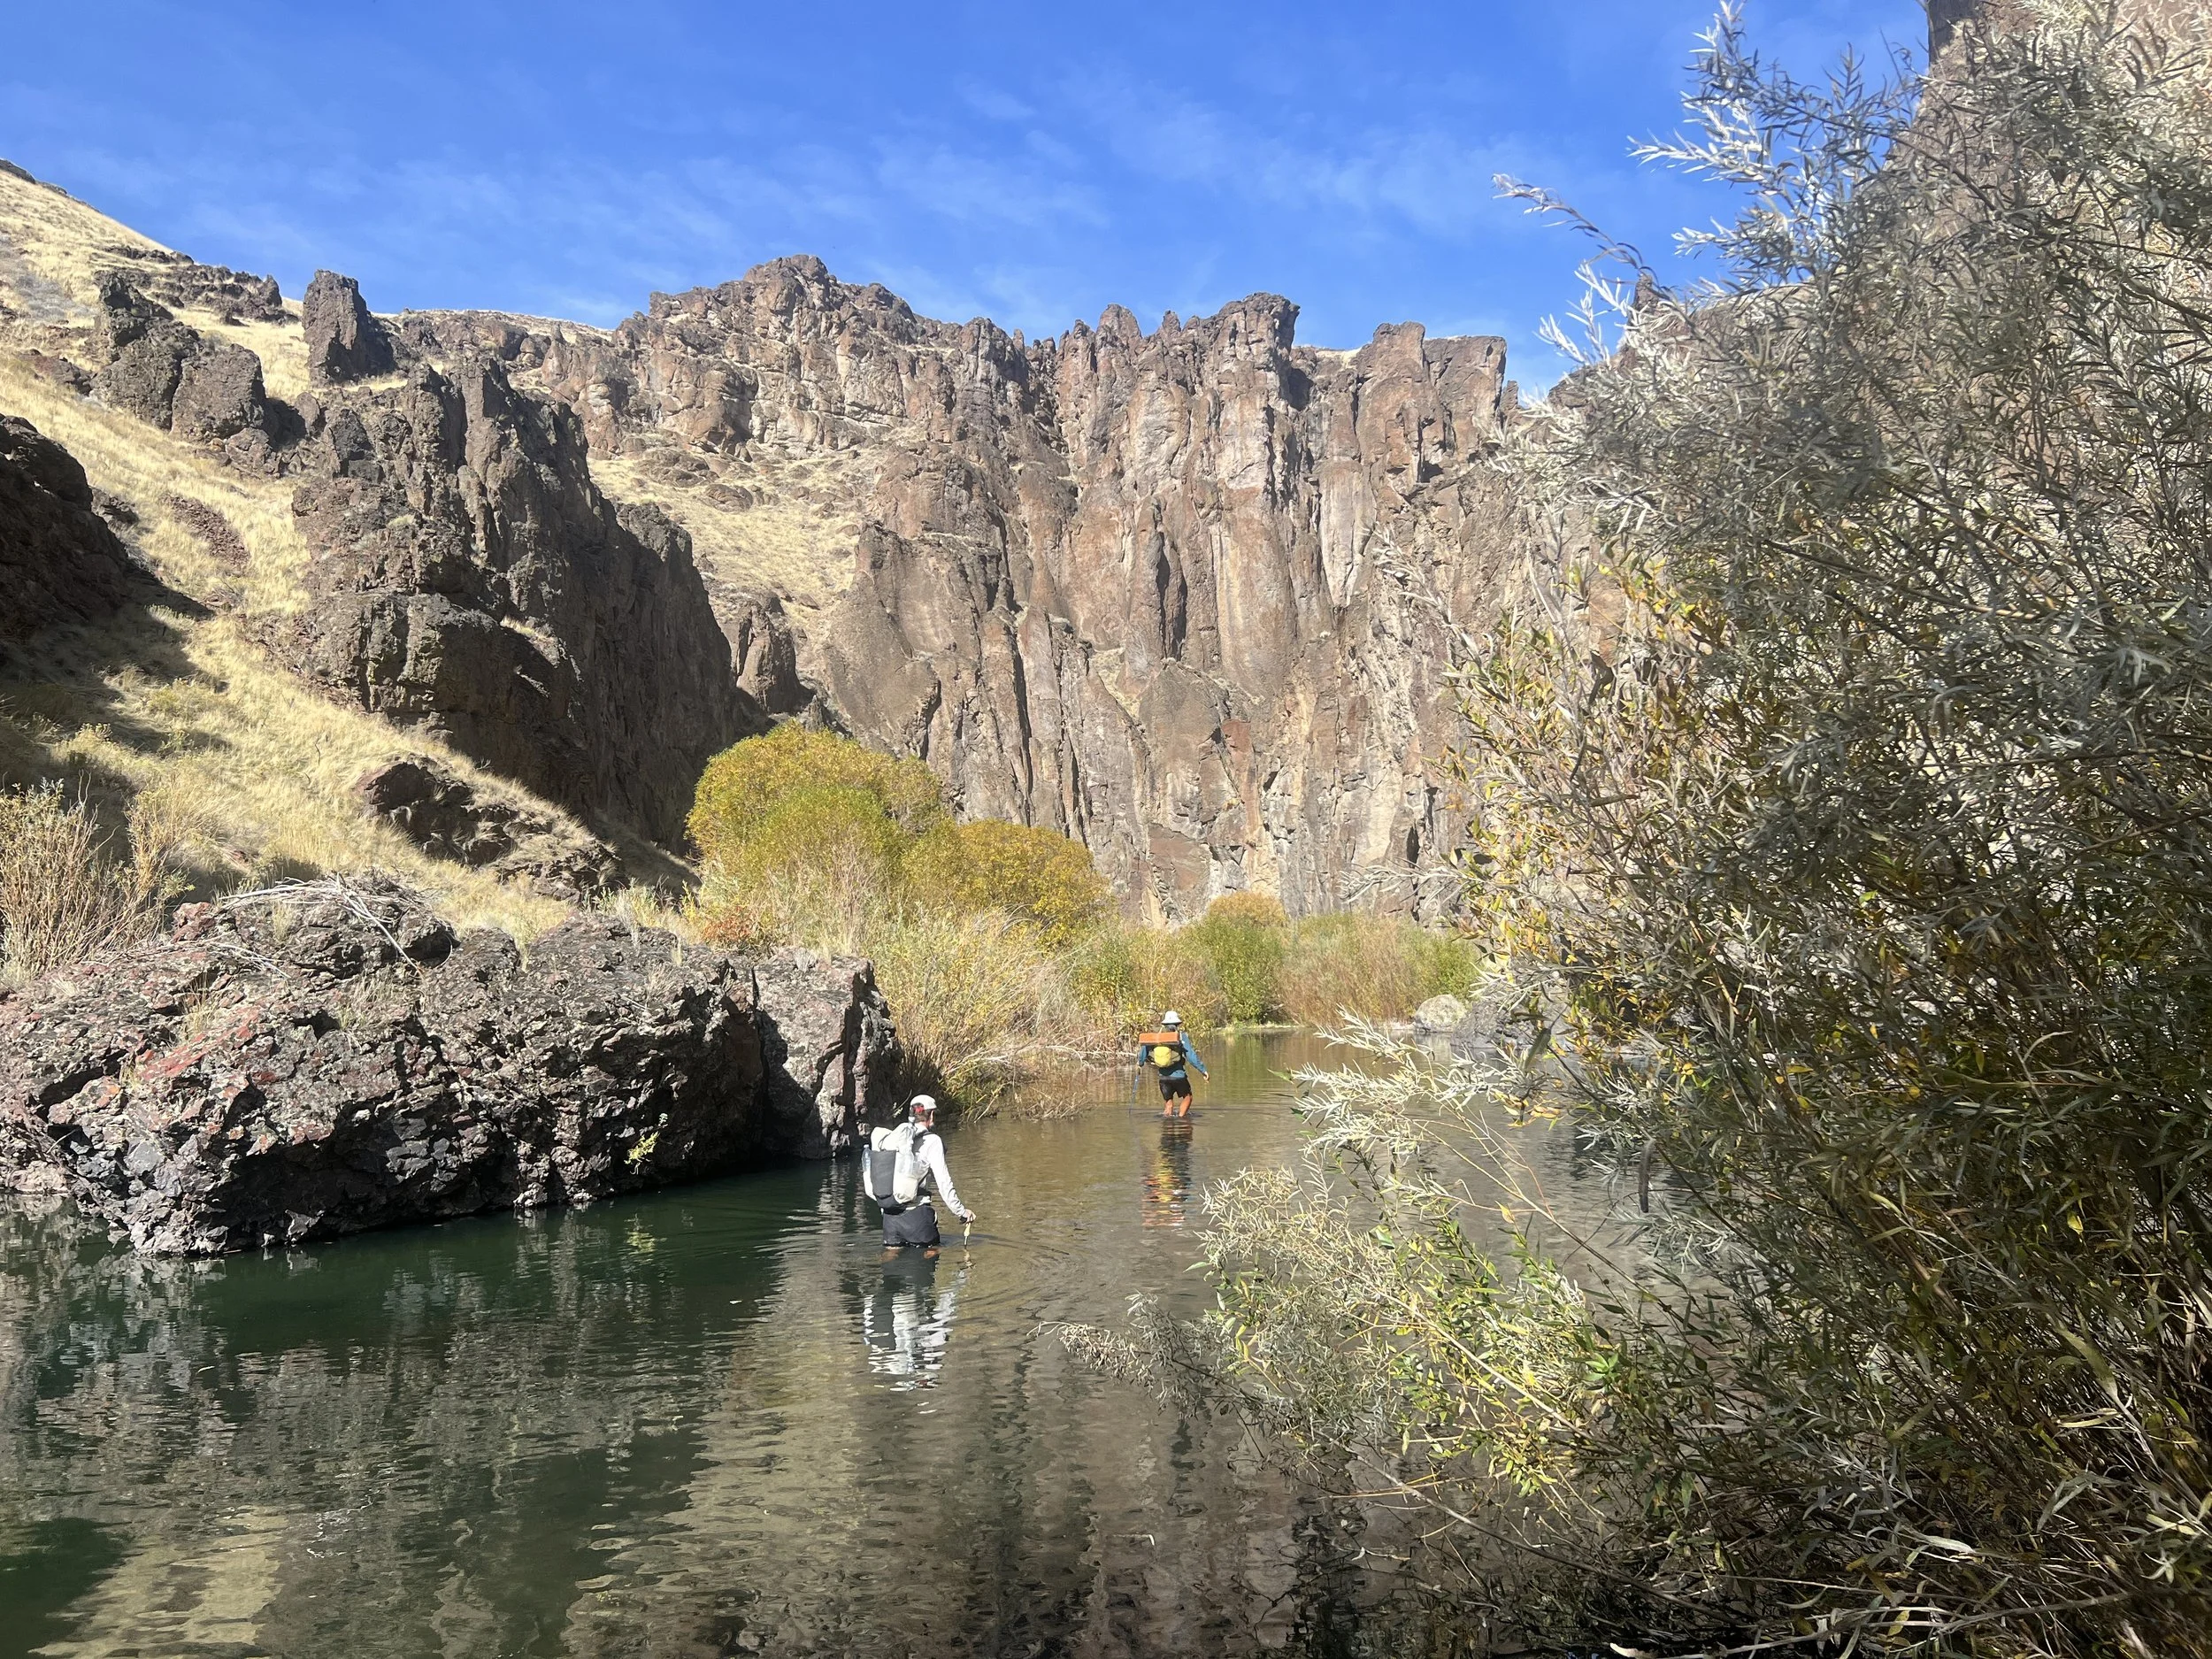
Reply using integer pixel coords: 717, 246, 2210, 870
410, 260, 1516, 918
0, 881, 901, 1255
281, 352, 750, 843
0, 413, 143, 641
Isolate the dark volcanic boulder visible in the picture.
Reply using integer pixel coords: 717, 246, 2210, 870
303, 269, 396, 384
88, 273, 270, 442
0, 880, 901, 1255
142, 260, 286, 323
92, 316, 196, 425
171, 340, 267, 442
0, 414, 142, 641
353, 755, 622, 900
720, 585, 810, 723
753, 948, 902, 1158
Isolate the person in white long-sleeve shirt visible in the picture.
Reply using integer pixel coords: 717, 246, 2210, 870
865, 1094, 976, 1251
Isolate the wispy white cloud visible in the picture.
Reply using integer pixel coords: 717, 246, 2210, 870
959, 81, 1036, 123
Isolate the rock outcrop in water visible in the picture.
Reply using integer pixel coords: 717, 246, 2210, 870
0, 880, 900, 1255
403, 262, 1517, 919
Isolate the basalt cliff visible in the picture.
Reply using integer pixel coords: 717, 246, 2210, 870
401, 265, 1515, 918
0, 160, 1522, 918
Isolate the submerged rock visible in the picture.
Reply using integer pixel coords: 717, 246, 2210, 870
0, 879, 899, 1255
1412, 993, 1468, 1033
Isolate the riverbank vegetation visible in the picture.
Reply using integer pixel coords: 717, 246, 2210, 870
1075, 7, 2212, 1654
0, 782, 180, 980
685, 723, 1477, 1098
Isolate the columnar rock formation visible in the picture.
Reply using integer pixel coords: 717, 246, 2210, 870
303, 267, 395, 384
3, 156, 1510, 912
407, 261, 1517, 918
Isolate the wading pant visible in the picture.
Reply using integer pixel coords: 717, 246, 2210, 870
881, 1203, 941, 1248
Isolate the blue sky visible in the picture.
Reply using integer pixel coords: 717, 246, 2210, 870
3, 1, 1925, 388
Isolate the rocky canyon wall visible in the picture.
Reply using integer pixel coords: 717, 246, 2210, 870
2, 157, 1521, 918
407, 260, 1521, 918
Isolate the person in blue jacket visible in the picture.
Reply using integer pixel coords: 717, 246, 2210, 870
1141, 1010, 1208, 1118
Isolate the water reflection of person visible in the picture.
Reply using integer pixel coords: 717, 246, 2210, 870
860, 1243, 966, 1390
1141, 1117, 1194, 1229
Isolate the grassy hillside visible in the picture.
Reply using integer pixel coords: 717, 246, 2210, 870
0, 169, 598, 945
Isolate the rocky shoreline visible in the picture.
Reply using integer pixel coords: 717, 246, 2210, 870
0, 879, 899, 1255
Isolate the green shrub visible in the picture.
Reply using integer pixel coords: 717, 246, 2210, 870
733, 783, 908, 887
1203, 891, 1288, 929
1190, 894, 1288, 1024
1409, 927, 1482, 1002
688, 725, 947, 866
905, 818, 1110, 943
1162, 12, 2212, 1653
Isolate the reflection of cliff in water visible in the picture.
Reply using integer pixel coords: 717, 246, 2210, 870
0, 1036, 1417, 1657
0, 1187, 805, 1656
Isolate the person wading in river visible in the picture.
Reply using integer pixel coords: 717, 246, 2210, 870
1137, 1010, 1208, 1118
863, 1094, 975, 1253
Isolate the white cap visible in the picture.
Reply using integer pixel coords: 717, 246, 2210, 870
908, 1094, 939, 1116
1162, 1010, 1183, 1028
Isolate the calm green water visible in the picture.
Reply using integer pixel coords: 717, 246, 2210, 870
0, 1033, 1464, 1658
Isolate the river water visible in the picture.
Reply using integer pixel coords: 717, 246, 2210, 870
0, 1033, 1607, 1658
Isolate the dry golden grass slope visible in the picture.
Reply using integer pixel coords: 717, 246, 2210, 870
0, 163, 171, 319
584, 445, 863, 627
0, 159, 871, 681
0, 166, 610, 941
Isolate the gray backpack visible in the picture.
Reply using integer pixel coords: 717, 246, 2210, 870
864, 1124, 924, 1209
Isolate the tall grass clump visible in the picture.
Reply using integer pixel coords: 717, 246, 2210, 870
865, 908, 1093, 1098
0, 783, 193, 981
1066, 920, 1227, 1034
1096, 9, 2212, 1654
1181, 894, 1484, 1026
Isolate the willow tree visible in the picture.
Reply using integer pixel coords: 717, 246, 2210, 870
1098, 6, 2212, 1653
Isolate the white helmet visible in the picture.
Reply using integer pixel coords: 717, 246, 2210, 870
908, 1094, 939, 1118
1161, 1010, 1183, 1029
